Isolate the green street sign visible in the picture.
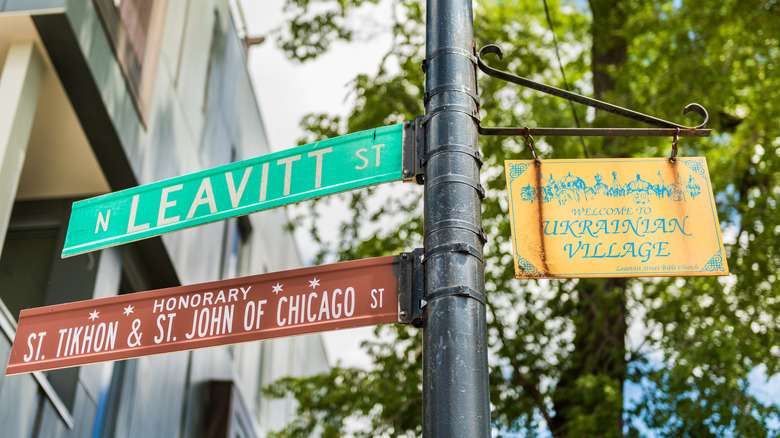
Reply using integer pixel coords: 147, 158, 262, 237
63, 124, 405, 257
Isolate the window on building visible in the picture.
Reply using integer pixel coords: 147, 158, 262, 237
115, 0, 155, 65
0, 200, 101, 413
91, 252, 147, 438
0, 228, 59, 320
222, 216, 251, 361
204, 381, 259, 438
220, 152, 252, 281
92, 0, 167, 123
220, 217, 251, 280
92, 358, 137, 438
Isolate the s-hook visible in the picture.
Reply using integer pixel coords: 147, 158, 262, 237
476, 44, 712, 138
520, 128, 541, 163
670, 128, 680, 162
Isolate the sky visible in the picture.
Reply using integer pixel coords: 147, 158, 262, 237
238, 0, 392, 152
238, 0, 393, 368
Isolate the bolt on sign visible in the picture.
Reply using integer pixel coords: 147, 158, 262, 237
6, 256, 400, 375
504, 158, 729, 278
62, 124, 404, 257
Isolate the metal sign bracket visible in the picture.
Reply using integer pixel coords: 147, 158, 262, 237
475, 44, 712, 139
397, 248, 424, 327
402, 117, 426, 184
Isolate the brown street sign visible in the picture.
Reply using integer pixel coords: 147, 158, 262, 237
505, 158, 729, 278
6, 256, 401, 375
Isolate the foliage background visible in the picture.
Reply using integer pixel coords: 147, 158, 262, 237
264, 0, 780, 436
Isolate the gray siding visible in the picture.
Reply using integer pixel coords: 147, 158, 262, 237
0, 361, 39, 437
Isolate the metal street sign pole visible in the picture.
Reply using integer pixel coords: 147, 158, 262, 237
423, 0, 491, 436
7, 256, 405, 375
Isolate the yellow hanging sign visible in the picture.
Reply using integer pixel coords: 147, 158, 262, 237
505, 158, 729, 278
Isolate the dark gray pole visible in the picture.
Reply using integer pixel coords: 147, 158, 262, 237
423, 0, 490, 436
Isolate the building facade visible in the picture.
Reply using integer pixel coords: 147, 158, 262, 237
0, 1, 328, 436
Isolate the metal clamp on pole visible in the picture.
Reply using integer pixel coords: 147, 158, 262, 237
426, 174, 486, 200
424, 219, 488, 245
397, 248, 424, 327
421, 242, 484, 264
424, 104, 481, 125
424, 84, 481, 107
422, 144, 484, 168
422, 46, 478, 73
422, 285, 485, 308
